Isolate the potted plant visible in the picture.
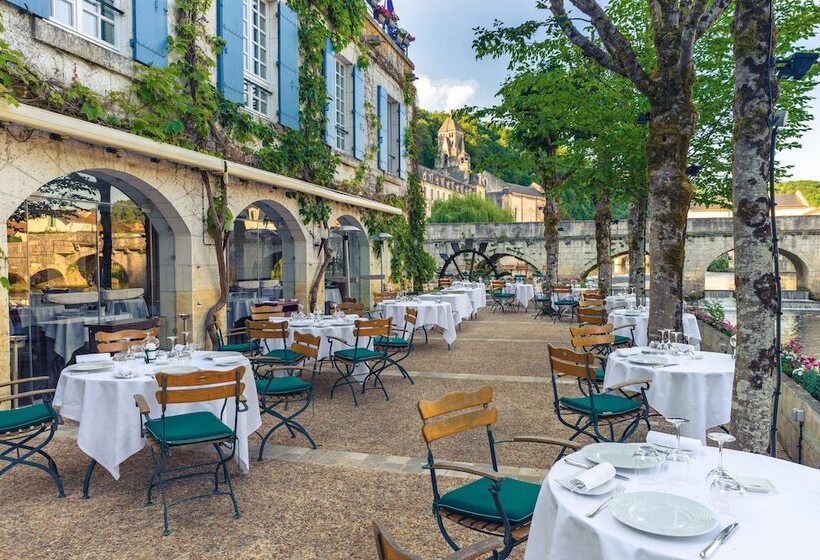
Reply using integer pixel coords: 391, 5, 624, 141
375, 5, 390, 24
388, 11, 400, 25
367, 0, 380, 7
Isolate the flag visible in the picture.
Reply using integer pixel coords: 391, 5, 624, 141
387, 0, 395, 12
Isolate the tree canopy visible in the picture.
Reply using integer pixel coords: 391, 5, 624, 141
429, 194, 515, 223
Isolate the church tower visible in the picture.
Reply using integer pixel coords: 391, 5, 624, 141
436, 115, 471, 176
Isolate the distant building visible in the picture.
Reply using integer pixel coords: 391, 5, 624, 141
688, 191, 819, 218
419, 115, 544, 221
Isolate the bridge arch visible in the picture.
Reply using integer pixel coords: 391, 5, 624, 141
704, 247, 810, 292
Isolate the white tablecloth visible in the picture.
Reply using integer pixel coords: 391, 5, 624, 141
605, 350, 735, 440
418, 292, 472, 322
445, 283, 487, 313
526, 445, 820, 560
227, 294, 258, 327
108, 298, 150, 318
41, 313, 133, 361
378, 300, 457, 346
325, 287, 342, 305
604, 295, 651, 313
53, 354, 261, 479
552, 287, 583, 304
504, 283, 536, 308
608, 310, 701, 349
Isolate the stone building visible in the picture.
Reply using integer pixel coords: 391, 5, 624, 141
0, 1, 414, 388
420, 114, 544, 222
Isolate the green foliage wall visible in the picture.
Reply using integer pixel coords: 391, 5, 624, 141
429, 194, 514, 224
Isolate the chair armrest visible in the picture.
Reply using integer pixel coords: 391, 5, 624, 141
0, 388, 55, 405
442, 537, 504, 560
133, 394, 150, 415
253, 365, 314, 376
606, 378, 652, 391
238, 395, 249, 412
612, 325, 635, 333
0, 376, 50, 389
426, 462, 503, 482
509, 436, 582, 451
326, 335, 352, 347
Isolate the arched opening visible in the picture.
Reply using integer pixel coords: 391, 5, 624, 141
328, 215, 370, 303
6, 169, 189, 385
704, 248, 808, 292
226, 200, 304, 327
582, 251, 651, 290
488, 253, 541, 278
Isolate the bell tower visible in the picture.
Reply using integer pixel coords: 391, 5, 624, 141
436, 115, 471, 176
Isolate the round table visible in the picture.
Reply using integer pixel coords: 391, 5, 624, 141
41, 312, 133, 362
525, 445, 820, 560
605, 350, 735, 441
53, 354, 261, 479
505, 283, 536, 308
378, 300, 457, 346
608, 309, 701, 349
443, 283, 487, 314
604, 295, 651, 313
418, 292, 472, 322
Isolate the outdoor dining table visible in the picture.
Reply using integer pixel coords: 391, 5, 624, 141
377, 299, 457, 347
53, 353, 261, 496
605, 349, 735, 441
608, 308, 702, 349
551, 286, 584, 304
418, 292, 472, 322
604, 295, 651, 313
227, 293, 259, 327
443, 282, 487, 314
525, 444, 820, 560
504, 282, 535, 309
40, 312, 133, 362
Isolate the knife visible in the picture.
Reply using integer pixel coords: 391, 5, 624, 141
699, 523, 739, 559
563, 458, 630, 481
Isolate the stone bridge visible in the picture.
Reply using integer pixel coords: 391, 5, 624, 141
424, 216, 820, 296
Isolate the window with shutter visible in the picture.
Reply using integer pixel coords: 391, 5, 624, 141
277, 1, 299, 130
242, 0, 275, 117
50, 0, 121, 48
377, 85, 388, 171
323, 38, 335, 146
217, 0, 245, 104
352, 64, 366, 160
132, 0, 168, 67
5, 0, 49, 18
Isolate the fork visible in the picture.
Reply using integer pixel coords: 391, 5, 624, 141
586, 487, 625, 518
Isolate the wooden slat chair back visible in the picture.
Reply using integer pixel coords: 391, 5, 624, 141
353, 318, 391, 340
438, 277, 452, 288
581, 289, 604, 299
372, 519, 503, 560
374, 291, 398, 303
344, 297, 358, 303
578, 306, 607, 325
570, 331, 615, 349
547, 345, 595, 381
578, 299, 603, 309
96, 328, 159, 353
155, 368, 245, 406
490, 279, 506, 291
250, 305, 284, 321
336, 302, 365, 315
291, 332, 320, 360
247, 320, 287, 341
404, 307, 418, 326
418, 385, 498, 445
551, 285, 572, 295
570, 323, 614, 338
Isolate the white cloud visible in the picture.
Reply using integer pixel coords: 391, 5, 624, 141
415, 75, 479, 112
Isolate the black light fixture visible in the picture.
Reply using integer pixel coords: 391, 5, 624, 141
777, 52, 819, 80
685, 164, 703, 177
635, 112, 651, 125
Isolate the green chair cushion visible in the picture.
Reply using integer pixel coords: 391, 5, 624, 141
145, 411, 234, 445
613, 335, 631, 345
219, 340, 260, 353
555, 299, 578, 306
334, 348, 384, 361
256, 376, 311, 395
373, 336, 409, 347
263, 348, 304, 363
559, 393, 641, 416
0, 402, 54, 433
534, 295, 551, 302
595, 367, 606, 382
493, 292, 515, 299
438, 477, 540, 525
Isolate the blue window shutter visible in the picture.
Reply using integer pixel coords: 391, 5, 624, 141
3, 0, 48, 18
217, 0, 244, 104
132, 0, 168, 68
323, 39, 335, 146
377, 86, 388, 171
352, 64, 366, 160
278, 2, 300, 130
398, 103, 406, 179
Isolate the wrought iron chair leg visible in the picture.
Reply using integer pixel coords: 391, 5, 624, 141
82, 458, 97, 499
214, 444, 241, 520
436, 511, 460, 551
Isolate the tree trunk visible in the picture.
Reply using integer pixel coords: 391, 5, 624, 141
202, 171, 229, 348
628, 199, 647, 303
543, 187, 560, 288
309, 239, 334, 312
646, 97, 696, 335
593, 191, 612, 295
730, 0, 777, 453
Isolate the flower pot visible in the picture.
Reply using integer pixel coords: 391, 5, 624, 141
376, 13, 387, 23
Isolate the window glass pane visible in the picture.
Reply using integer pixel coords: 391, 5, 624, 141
54, 0, 74, 25
82, 11, 98, 38
101, 21, 115, 44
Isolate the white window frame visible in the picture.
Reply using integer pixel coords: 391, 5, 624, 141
50, 0, 120, 49
243, 0, 275, 119
386, 96, 401, 175
334, 57, 353, 154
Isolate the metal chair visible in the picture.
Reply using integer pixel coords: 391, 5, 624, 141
490, 279, 515, 313
134, 367, 247, 535
0, 376, 64, 497
96, 328, 159, 353
373, 519, 502, 560
328, 318, 391, 406
373, 307, 417, 385
551, 286, 578, 322
418, 385, 580, 560
548, 345, 650, 458
246, 320, 307, 369
255, 332, 321, 456
215, 320, 261, 355
577, 308, 634, 347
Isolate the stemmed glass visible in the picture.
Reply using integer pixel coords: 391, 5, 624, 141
671, 331, 683, 354
166, 336, 178, 360
664, 417, 692, 462
122, 337, 133, 359
706, 432, 743, 492
181, 330, 190, 347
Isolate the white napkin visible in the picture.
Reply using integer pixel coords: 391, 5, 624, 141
76, 353, 112, 363
213, 354, 244, 366
615, 347, 642, 357
569, 463, 617, 493
647, 430, 702, 452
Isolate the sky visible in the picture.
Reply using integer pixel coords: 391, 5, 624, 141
397, 0, 820, 181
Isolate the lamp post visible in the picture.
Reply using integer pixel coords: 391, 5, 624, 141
372, 232, 393, 292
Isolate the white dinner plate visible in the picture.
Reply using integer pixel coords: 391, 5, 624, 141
621, 310, 644, 316
581, 443, 663, 470
204, 351, 242, 359
628, 354, 669, 366
66, 361, 113, 372
609, 492, 717, 537
155, 365, 199, 375
555, 473, 619, 496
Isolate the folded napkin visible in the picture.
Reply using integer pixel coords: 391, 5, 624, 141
615, 347, 642, 357
647, 430, 702, 452
569, 463, 616, 493
76, 353, 112, 363
213, 354, 245, 366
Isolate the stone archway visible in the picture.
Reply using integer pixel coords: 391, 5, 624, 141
330, 214, 371, 304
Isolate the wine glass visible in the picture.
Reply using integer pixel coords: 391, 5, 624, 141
121, 337, 133, 359
166, 336, 178, 360
671, 331, 683, 354
181, 330, 190, 347
706, 432, 743, 492
664, 417, 692, 463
